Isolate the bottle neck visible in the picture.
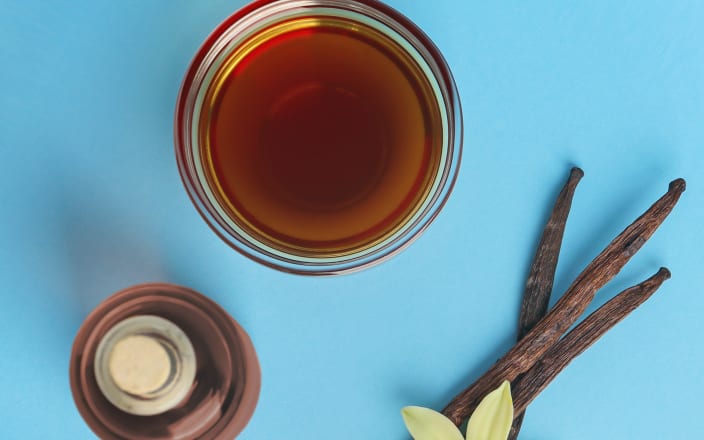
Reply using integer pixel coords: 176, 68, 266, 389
93, 315, 197, 416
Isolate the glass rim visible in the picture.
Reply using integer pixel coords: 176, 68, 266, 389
175, 0, 463, 275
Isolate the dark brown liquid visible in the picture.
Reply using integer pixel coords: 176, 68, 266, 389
203, 17, 442, 255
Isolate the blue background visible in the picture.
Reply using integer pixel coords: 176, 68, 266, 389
1, 1, 702, 438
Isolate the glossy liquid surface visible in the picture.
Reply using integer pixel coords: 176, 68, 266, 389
203, 17, 442, 255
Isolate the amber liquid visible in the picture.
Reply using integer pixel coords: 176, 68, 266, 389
202, 17, 442, 255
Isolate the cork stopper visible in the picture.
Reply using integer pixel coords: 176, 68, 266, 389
108, 335, 173, 396
94, 315, 196, 416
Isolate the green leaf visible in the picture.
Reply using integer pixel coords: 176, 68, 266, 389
466, 381, 514, 440
402, 406, 464, 440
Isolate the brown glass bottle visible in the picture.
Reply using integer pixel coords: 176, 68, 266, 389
69, 284, 260, 439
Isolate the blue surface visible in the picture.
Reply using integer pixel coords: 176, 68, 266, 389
1, 1, 702, 438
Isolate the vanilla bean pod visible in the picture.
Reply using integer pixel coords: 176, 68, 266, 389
509, 167, 583, 439
442, 178, 685, 426
511, 267, 670, 414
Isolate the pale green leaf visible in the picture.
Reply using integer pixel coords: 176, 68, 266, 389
466, 380, 514, 440
402, 406, 464, 440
